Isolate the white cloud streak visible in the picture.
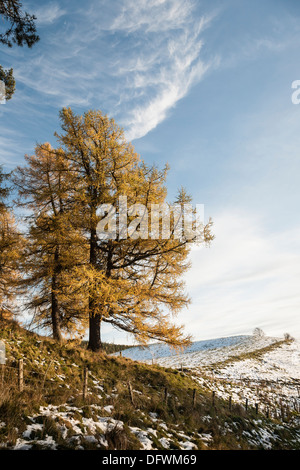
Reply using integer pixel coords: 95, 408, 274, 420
110, 0, 194, 33
11, 0, 215, 140
110, 1, 214, 140
31, 2, 66, 25
182, 211, 300, 340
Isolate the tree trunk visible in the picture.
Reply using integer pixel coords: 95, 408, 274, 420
87, 313, 102, 352
87, 218, 103, 351
51, 276, 63, 342
51, 247, 63, 342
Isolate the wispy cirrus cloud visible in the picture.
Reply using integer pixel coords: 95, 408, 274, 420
11, 0, 216, 141
0, 128, 28, 166
109, 0, 215, 140
110, 0, 194, 33
28, 2, 66, 25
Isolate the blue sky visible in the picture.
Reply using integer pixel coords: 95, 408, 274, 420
1, 0, 300, 343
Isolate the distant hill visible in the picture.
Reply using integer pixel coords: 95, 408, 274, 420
114, 334, 276, 363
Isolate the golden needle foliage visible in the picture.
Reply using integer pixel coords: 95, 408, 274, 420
54, 108, 214, 350
11, 108, 214, 351
13, 144, 88, 340
0, 166, 24, 319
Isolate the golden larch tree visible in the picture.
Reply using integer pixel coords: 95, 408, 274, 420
54, 108, 214, 351
13, 144, 88, 340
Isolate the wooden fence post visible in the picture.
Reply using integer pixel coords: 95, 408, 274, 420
229, 396, 232, 411
193, 389, 196, 408
82, 367, 88, 400
245, 398, 248, 411
128, 381, 134, 406
255, 403, 259, 415
212, 391, 215, 406
18, 358, 23, 392
164, 387, 168, 403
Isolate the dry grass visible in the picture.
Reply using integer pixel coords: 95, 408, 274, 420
0, 318, 299, 450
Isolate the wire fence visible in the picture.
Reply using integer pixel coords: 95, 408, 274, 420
0, 358, 84, 399
0, 358, 299, 424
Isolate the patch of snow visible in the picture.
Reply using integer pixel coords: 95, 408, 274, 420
179, 440, 197, 450
159, 437, 170, 448
129, 427, 153, 450
103, 405, 114, 413
23, 423, 43, 439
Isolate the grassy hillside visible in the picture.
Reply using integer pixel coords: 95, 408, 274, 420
0, 319, 299, 450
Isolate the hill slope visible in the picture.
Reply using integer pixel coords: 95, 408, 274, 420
115, 334, 279, 366
117, 334, 300, 428
0, 320, 299, 450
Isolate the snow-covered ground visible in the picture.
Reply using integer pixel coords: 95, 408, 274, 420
116, 335, 279, 368
117, 335, 251, 362
116, 336, 300, 417
11, 403, 210, 451
216, 340, 300, 382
